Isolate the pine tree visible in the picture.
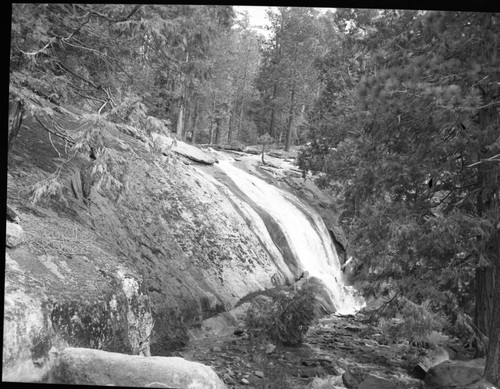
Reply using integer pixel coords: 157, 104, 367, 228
300, 10, 500, 385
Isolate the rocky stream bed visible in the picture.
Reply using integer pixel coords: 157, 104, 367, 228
176, 312, 474, 389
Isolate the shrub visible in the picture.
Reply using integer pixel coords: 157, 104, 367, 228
245, 281, 317, 346
365, 295, 446, 345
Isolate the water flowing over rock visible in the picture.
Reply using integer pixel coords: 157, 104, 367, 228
46, 347, 227, 388
213, 160, 361, 315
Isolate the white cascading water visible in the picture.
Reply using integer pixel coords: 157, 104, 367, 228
217, 159, 363, 315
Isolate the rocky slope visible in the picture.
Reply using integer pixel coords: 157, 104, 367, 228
4, 87, 355, 382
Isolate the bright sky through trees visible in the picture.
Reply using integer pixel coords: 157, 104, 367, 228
234, 6, 333, 36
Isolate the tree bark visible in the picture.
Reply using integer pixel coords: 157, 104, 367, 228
215, 119, 221, 145
284, 83, 296, 152
269, 82, 278, 138
175, 51, 189, 138
227, 101, 235, 144
237, 41, 250, 141
474, 105, 500, 384
176, 102, 184, 138
209, 93, 216, 145
191, 101, 198, 144
484, 240, 500, 386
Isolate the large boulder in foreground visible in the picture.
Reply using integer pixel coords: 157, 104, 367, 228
47, 347, 226, 388
424, 358, 494, 388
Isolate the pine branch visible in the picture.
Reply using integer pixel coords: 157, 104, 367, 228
466, 153, 500, 168
33, 114, 75, 145
56, 61, 100, 90
16, 39, 55, 56
76, 4, 141, 23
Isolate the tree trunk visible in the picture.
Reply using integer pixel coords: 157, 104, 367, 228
475, 105, 500, 385
269, 82, 278, 138
209, 94, 216, 144
475, 268, 494, 347
227, 101, 235, 144
237, 42, 250, 141
484, 239, 500, 386
284, 83, 296, 152
183, 103, 191, 142
176, 102, 184, 138
191, 101, 198, 144
215, 119, 221, 145
176, 51, 189, 138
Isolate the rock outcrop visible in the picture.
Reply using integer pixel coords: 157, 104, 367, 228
47, 347, 226, 388
424, 359, 489, 388
172, 139, 216, 165
5, 87, 359, 383
6, 221, 24, 248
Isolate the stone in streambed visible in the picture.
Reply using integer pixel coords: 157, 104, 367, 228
414, 346, 450, 379
424, 358, 486, 388
306, 374, 344, 389
358, 374, 399, 389
47, 347, 227, 388
342, 369, 361, 388
265, 343, 276, 354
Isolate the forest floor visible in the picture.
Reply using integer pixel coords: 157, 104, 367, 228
178, 312, 446, 389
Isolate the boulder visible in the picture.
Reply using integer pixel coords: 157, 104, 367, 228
342, 369, 362, 388
425, 358, 486, 388
358, 374, 399, 389
414, 347, 450, 378
6, 221, 24, 248
306, 374, 344, 389
6, 204, 21, 223
172, 140, 216, 165
47, 347, 227, 388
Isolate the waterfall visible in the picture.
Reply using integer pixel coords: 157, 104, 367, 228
216, 160, 362, 315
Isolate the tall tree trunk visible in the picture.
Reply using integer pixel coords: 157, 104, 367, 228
269, 82, 278, 138
191, 101, 198, 144
183, 102, 191, 142
284, 83, 296, 152
237, 42, 250, 141
176, 102, 184, 138
485, 235, 500, 386
215, 119, 221, 145
209, 93, 216, 144
175, 51, 189, 138
227, 100, 236, 144
474, 105, 500, 385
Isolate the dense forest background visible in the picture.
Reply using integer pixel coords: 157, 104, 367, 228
9, 5, 500, 385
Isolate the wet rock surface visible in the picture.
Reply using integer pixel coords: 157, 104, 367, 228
178, 314, 428, 389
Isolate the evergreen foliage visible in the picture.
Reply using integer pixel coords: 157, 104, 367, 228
299, 10, 500, 384
245, 282, 317, 346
